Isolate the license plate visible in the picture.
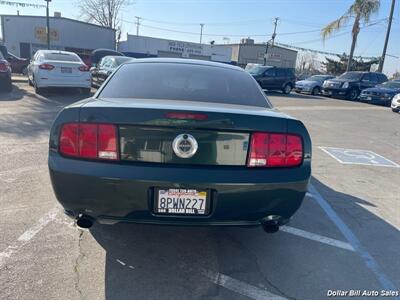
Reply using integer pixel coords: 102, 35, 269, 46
155, 188, 209, 215
367, 96, 372, 101
326, 91, 332, 95
61, 67, 72, 73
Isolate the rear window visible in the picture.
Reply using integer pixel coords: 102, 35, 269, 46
43, 52, 81, 62
99, 63, 271, 108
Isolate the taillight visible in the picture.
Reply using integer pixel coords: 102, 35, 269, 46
78, 65, 90, 72
247, 132, 303, 167
0, 61, 9, 72
59, 123, 118, 160
39, 63, 54, 70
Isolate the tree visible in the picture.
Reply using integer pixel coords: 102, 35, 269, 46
321, 0, 380, 72
322, 53, 379, 75
79, 0, 129, 29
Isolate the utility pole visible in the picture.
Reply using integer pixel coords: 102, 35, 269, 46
45, 0, 51, 50
378, 0, 396, 72
264, 17, 279, 65
199, 23, 204, 44
135, 16, 141, 36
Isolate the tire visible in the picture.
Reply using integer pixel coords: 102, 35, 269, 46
1, 78, 12, 93
311, 86, 320, 96
28, 77, 33, 86
34, 81, 42, 95
347, 88, 359, 101
282, 84, 292, 94
392, 108, 399, 113
22, 67, 28, 76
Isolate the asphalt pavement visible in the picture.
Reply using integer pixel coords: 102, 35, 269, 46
0, 79, 399, 300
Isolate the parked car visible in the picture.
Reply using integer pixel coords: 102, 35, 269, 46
6, 52, 29, 74
295, 75, 335, 95
0, 51, 12, 92
91, 56, 134, 88
48, 58, 311, 233
90, 48, 124, 68
322, 71, 388, 100
391, 94, 400, 113
0, 45, 7, 58
27, 50, 91, 94
248, 66, 296, 94
359, 81, 400, 106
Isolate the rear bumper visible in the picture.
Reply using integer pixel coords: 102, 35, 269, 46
36, 77, 91, 89
49, 152, 310, 226
322, 88, 350, 98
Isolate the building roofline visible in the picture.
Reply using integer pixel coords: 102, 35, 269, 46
0, 14, 116, 31
217, 43, 297, 53
122, 34, 226, 47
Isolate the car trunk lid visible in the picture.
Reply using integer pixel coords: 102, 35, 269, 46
80, 98, 290, 166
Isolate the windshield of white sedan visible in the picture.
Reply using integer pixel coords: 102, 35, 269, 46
44, 53, 81, 62
99, 63, 271, 108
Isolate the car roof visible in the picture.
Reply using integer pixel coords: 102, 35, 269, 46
124, 58, 242, 72
38, 50, 77, 55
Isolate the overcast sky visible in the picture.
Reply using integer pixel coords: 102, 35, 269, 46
1, 0, 399, 75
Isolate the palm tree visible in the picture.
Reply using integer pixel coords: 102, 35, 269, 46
321, 0, 380, 71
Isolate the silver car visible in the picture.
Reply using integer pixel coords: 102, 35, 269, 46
295, 75, 335, 95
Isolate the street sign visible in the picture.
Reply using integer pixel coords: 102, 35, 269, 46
319, 147, 399, 168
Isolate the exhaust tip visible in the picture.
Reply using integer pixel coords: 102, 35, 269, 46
76, 215, 94, 229
261, 215, 281, 233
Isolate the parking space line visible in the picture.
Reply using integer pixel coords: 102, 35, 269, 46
309, 184, 396, 291
281, 226, 355, 252
0, 207, 58, 268
206, 271, 287, 300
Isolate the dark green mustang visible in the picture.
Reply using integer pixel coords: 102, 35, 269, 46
48, 58, 311, 232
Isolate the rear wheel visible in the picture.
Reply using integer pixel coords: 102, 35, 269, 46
2, 78, 12, 92
347, 88, 359, 101
34, 81, 43, 95
311, 86, 320, 95
282, 84, 292, 94
28, 76, 33, 86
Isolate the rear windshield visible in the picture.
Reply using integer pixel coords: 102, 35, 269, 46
44, 52, 81, 62
99, 63, 271, 108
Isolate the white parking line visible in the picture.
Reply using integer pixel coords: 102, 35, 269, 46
0, 207, 58, 268
206, 271, 287, 300
309, 184, 396, 291
280, 226, 355, 252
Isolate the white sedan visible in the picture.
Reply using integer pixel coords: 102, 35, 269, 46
28, 50, 91, 94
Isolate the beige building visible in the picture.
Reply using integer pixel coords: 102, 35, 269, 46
226, 38, 297, 69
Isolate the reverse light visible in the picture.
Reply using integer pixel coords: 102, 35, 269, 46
59, 123, 118, 160
248, 132, 303, 168
39, 63, 55, 70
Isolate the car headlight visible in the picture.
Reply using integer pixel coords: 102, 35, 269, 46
342, 82, 349, 89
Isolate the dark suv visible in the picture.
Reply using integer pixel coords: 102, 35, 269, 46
248, 66, 295, 94
322, 71, 388, 100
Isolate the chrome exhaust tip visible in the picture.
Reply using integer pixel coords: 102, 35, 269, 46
261, 215, 281, 233
76, 214, 95, 229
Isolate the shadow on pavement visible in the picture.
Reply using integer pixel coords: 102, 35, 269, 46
89, 177, 399, 300
0, 83, 93, 139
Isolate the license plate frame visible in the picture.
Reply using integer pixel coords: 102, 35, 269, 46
61, 67, 72, 73
153, 188, 210, 215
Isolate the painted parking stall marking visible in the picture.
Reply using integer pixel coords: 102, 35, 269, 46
320, 147, 400, 167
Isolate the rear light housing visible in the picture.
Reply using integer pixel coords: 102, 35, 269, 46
39, 63, 54, 70
59, 123, 118, 160
78, 65, 90, 72
247, 132, 303, 168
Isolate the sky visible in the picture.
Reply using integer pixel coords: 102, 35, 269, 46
1, 0, 399, 75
